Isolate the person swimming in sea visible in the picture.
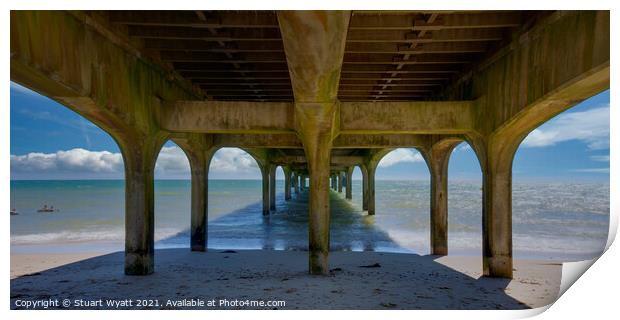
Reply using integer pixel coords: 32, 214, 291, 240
37, 204, 56, 213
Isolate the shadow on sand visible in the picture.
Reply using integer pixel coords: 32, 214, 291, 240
157, 188, 405, 252
11, 190, 538, 310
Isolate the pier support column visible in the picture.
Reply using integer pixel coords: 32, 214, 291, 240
269, 164, 277, 211
174, 134, 216, 252
470, 135, 520, 278
121, 134, 166, 275
260, 164, 270, 216
345, 167, 353, 200
362, 166, 369, 210
278, 11, 350, 274
421, 139, 461, 256
366, 164, 377, 215
338, 171, 344, 193
284, 167, 292, 201
189, 157, 207, 251
301, 175, 307, 189
295, 102, 337, 275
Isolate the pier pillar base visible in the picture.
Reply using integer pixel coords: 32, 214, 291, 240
269, 164, 277, 211
470, 135, 519, 279
295, 102, 337, 275
362, 166, 369, 211
423, 139, 460, 256
174, 134, 216, 252
260, 165, 270, 216
284, 167, 292, 201
122, 134, 166, 275
366, 164, 377, 215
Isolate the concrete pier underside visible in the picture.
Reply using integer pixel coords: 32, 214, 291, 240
10, 10, 609, 277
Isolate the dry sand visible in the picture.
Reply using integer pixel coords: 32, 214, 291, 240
10, 249, 561, 310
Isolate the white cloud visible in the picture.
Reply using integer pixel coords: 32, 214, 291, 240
11, 148, 123, 174
569, 168, 610, 174
521, 105, 609, 150
455, 143, 472, 152
10, 146, 260, 179
378, 148, 424, 168
210, 148, 258, 173
154, 146, 190, 174
590, 155, 610, 162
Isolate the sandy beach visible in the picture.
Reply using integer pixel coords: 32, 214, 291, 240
10, 249, 561, 310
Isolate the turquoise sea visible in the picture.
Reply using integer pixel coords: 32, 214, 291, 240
10, 180, 610, 261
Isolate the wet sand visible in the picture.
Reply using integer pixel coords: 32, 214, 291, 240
10, 249, 561, 310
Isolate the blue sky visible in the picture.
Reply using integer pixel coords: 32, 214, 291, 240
10, 82, 610, 181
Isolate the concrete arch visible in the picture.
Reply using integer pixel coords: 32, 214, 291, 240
463, 89, 609, 278
10, 80, 171, 275
417, 139, 463, 256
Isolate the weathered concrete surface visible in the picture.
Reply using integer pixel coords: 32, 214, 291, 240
270, 154, 366, 167
442, 11, 610, 136
361, 165, 369, 211
269, 164, 277, 211
213, 134, 301, 149
284, 167, 292, 201
277, 11, 351, 103
120, 134, 168, 275
162, 101, 294, 134
363, 149, 393, 216
345, 167, 354, 200
10, 10, 609, 280
260, 164, 271, 216
419, 138, 463, 256
340, 101, 475, 134
294, 102, 339, 274
173, 134, 217, 252
161, 101, 476, 136
10, 11, 204, 276
10, 11, 201, 138
333, 134, 431, 149
466, 134, 519, 278
440, 10, 609, 278
279, 11, 351, 275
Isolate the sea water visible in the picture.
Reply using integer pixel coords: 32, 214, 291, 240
10, 180, 609, 261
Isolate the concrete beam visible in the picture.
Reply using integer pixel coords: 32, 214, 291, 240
269, 155, 366, 167
213, 134, 301, 148
161, 100, 476, 135
442, 11, 610, 137
161, 101, 294, 134
340, 101, 475, 134
333, 134, 432, 148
